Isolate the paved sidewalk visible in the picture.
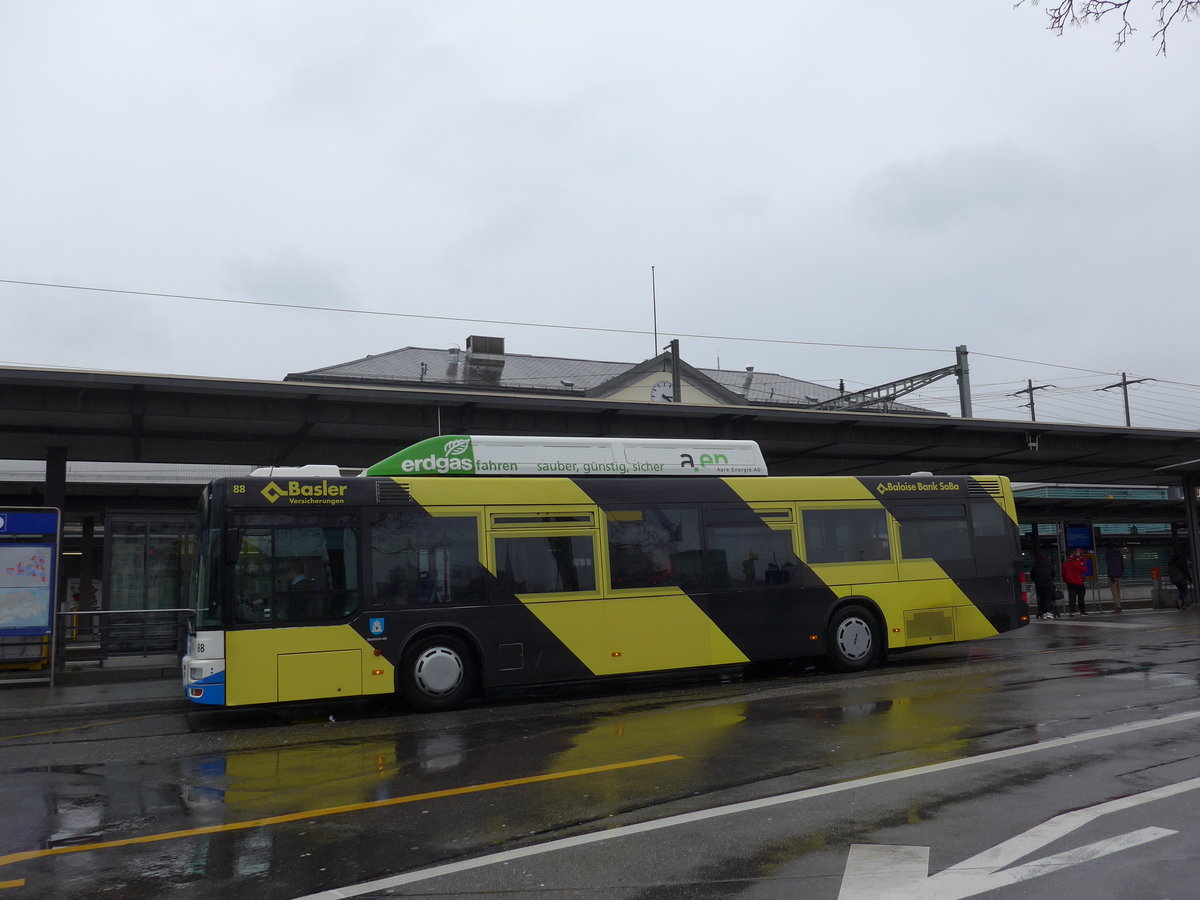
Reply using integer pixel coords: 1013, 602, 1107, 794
0, 673, 187, 721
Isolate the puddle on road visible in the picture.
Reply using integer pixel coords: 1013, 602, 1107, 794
1104, 670, 1198, 688
1056, 658, 1199, 688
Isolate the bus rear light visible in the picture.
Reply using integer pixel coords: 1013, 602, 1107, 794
189, 688, 204, 698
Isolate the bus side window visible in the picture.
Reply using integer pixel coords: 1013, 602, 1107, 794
493, 535, 596, 594
606, 505, 703, 591
705, 524, 799, 588
968, 502, 1014, 576
369, 511, 484, 607
895, 504, 972, 563
802, 508, 890, 564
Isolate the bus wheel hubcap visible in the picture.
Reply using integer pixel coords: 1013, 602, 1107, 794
836, 618, 872, 662
413, 647, 464, 696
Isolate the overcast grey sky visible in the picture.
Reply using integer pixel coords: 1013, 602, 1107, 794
3, 2, 1199, 429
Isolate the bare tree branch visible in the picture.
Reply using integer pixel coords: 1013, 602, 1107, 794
1016, 0, 1200, 54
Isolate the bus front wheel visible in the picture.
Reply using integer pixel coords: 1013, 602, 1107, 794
401, 634, 476, 711
824, 605, 880, 672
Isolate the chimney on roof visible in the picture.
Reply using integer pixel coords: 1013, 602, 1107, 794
466, 335, 505, 357
465, 335, 505, 376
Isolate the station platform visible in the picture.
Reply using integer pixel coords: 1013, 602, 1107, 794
0, 664, 186, 721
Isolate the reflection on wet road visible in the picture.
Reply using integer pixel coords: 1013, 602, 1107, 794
0, 754, 682, 868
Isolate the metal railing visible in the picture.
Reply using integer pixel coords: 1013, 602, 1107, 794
54, 608, 197, 669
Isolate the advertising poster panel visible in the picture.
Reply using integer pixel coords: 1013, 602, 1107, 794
0, 510, 61, 673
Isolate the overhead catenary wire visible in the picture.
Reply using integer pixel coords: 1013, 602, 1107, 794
4, 277, 1199, 428
911, 376, 1200, 429
0, 278, 957, 357
0, 277, 1128, 375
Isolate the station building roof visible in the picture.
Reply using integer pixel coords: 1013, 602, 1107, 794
285, 335, 940, 415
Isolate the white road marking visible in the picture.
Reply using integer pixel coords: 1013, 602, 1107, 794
839, 775, 1200, 898
296, 708, 1200, 899
838, 844, 930, 898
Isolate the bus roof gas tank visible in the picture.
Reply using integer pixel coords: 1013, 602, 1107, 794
249, 464, 344, 478
363, 435, 769, 477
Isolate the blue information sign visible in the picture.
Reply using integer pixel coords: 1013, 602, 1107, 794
0, 512, 60, 536
0, 509, 60, 638
1065, 524, 1094, 550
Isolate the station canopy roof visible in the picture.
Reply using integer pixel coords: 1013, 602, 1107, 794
1012, 495, 1187, 524
2, 366, 1200, 501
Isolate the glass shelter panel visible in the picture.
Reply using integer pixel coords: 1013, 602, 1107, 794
104, 514, 196, 610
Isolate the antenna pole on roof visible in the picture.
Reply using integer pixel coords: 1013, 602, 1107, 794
651, 265, 658, 353
956, 344, 973, 418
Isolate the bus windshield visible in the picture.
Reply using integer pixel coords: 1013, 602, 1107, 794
192, 491, 222, 629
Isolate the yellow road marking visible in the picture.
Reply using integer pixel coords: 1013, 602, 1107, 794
0, 754, 683, 868
0, 880, 24, 889
0, 714, 164, 744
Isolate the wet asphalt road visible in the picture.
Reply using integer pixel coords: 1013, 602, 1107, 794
1, 608, 1198, 899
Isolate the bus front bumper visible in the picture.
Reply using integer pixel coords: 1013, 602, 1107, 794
182, 655, 226, 706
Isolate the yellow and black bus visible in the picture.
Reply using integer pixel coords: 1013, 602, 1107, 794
182, 435, 1028, 710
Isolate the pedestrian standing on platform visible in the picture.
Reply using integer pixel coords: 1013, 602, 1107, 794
1031, 554, 1058, 619
1062, 547, 1089, 617
1168, 547, 1191, 610
1105, 546, 1125, 614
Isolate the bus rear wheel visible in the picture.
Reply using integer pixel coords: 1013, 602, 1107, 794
401, 634, 476, 711
824, 605, 880, 672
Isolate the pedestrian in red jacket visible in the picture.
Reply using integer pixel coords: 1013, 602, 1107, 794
1062, 548, 1089, 616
